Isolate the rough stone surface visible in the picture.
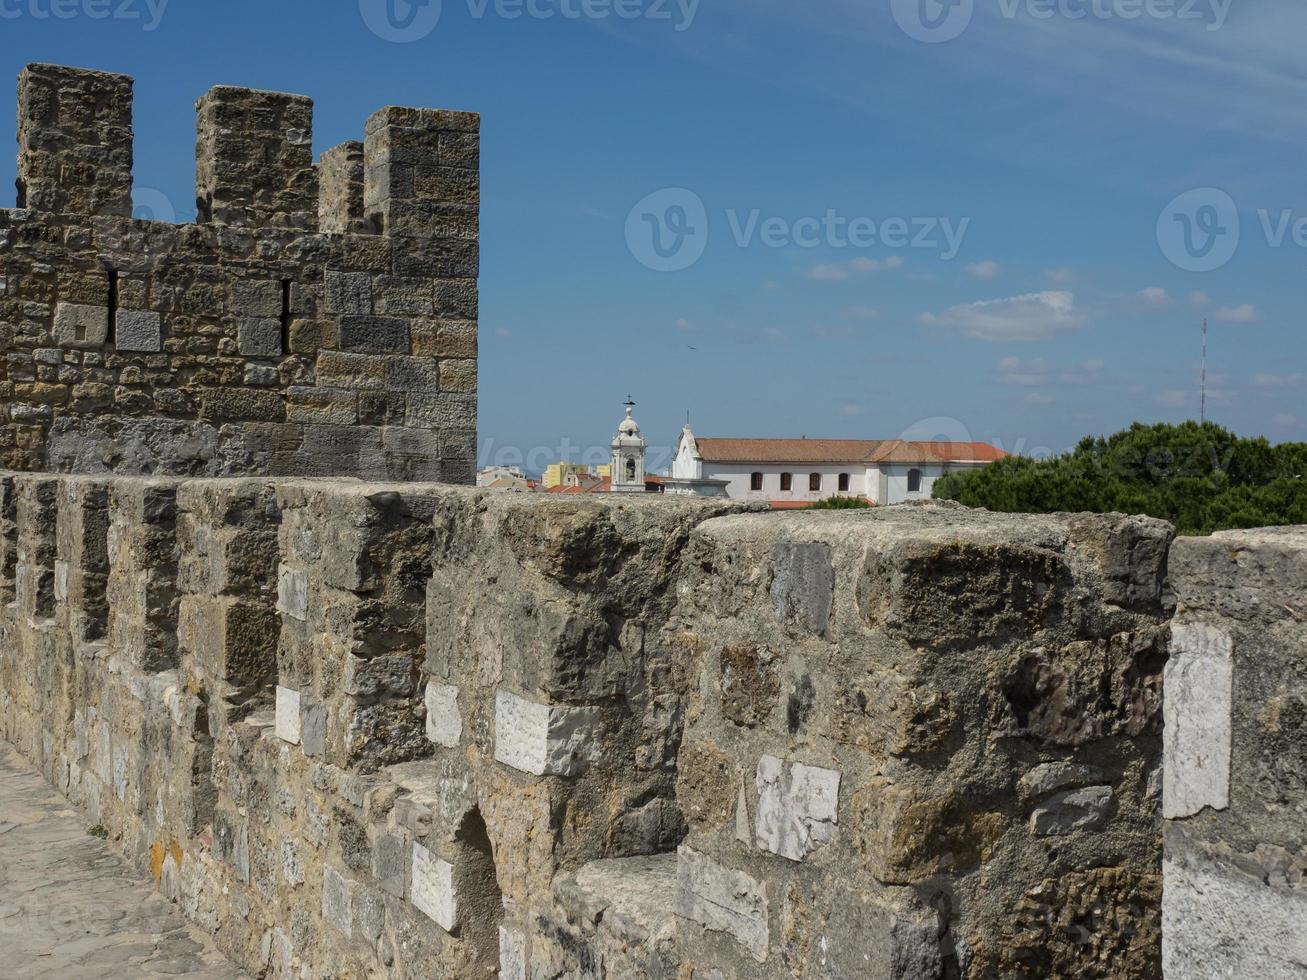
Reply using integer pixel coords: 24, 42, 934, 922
1164, 528, 1307, 980
2, 469, 1300, 978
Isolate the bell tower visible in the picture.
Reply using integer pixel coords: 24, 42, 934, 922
610, 397, 647, 493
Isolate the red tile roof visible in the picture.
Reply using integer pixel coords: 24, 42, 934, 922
694, 438, 1005, 465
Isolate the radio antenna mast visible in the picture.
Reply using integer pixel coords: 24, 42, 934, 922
1200, 318, 1208, 424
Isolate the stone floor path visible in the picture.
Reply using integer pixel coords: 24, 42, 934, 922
0, 745, 248, 979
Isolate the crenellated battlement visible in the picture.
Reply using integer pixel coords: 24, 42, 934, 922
1, 63, 479, 482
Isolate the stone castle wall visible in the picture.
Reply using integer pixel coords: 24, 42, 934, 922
1, 64, 478, 481
1, 468, 1236, 979
1163, 528, 1307, 977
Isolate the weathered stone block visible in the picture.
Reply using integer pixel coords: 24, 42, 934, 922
275, 686, 301, 745
277, 564, 307, 621
493, 689, 601, 777
411, 842, 456, 931
676, 846, 768, 963
1029, 786, 1115, 837
1164, 623, 1233, 819
115, 311, 162, 352
322, 866, 353, 937
324, 271, 372, 314
238, 317, 282, 357
54, 303, 109, 348
425, 682, 462, 748
339, 315, 410, 354
754, 755, 840, 861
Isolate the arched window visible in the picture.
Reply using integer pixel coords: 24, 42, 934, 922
751, 472, 764, 492
838, 473, 850, 493
809, 473, 822, 492
780, 472, 793, 492
907, 469, 923, 493
626, 457, 637, 480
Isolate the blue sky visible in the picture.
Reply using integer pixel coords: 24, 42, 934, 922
4, 0, 1304, 472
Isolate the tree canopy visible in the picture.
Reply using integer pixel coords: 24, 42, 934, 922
932, 422, 1307, 535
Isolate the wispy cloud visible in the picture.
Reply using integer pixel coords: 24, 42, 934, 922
1137, 287, 1172, 309
1025, 392, 1056, 406
967, 260, 1001, 280
920, 291, 1086, 342
806, 255, 904, 281
997, 356, 1104, 386
1213, 304, 1260, 323
1043, 267, 1077, 285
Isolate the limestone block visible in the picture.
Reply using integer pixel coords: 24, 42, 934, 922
115, 311, 162, 352
325, 271, 372, 315
500, 925, 528, 980
54, 303, 109, 348
493, 689, 601, 777
301, 701, 327, 757
323, 866, 353, 937
1029, 786, 1115, 837
676, 846, 769, 963
277, 564, 307, 621
339, 315, 410, 354
238, 317, 282, 357
373, 833, 408, 899
754, 755, 841, 861
275, 686, 301, 745
411, 842, 456, 931
231, 281, 283, 317
770, 542, 833, 635
1164, 623, 1233, 819
425, 682, 462, 748
1163, 829, 1307, 979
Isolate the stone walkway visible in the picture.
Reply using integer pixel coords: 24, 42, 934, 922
0, 745, 248, 979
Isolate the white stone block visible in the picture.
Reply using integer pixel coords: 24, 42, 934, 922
755, 755, 841, 861
493, 689, 601, 777
676, 846, 769, 963
1164, 623, 1233, 819
322, 866, 353, 937
275, 686, 301, 745
276, 564, 308, 622
411, 842, 457, 931
425, 683, 462, 748
54, 560, 69, 602
499, 925, 528, 980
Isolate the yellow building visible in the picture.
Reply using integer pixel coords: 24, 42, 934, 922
543, 462, 592, 489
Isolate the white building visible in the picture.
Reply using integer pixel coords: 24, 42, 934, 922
671, 426, 1006, 506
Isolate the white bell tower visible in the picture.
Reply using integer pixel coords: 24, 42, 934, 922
610, 397, 647, 493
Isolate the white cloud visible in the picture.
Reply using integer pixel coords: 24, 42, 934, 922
1274, 413, 1298, 427
806, 255, 903, 281
998, 356, 1104, 386
838, 403, 864, 416
1043, 267, 1076, 285
967, 260, 1001, 280
763, 327, 785, 340
1137, 287, 1171, 309
1155, 390, 1190, 408
494, 326, 512, 339
1252, 372, 1306, 388
1214, 304, 1259, 323
1025, 392, 1056, 406
675, 318, 693, 331
1188, 291, 1212, 308
920, 291, 1086, 342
